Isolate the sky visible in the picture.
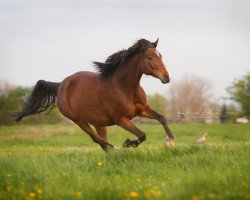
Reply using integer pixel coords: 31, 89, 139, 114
0, 0, 249, 101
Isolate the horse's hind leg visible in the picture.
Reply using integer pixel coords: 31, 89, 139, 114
94, 126, 108, 143
76, 121, 114, 152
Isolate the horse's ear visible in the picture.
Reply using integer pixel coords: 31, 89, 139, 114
152, 38, 159, 48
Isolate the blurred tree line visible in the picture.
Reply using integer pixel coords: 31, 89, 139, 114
167, 75, 241, 123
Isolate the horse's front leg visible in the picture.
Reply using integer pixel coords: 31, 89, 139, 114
118, 118, 146, 148
140, 105, 174, 144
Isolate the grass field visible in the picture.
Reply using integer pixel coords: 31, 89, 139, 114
0, 123, 250, 200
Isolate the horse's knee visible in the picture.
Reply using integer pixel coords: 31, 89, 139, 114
158, 115, 167, 125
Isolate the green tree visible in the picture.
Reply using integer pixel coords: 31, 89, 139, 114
147, 93, 168, 117
227, 73, 250, 119
0, 87, 29, 125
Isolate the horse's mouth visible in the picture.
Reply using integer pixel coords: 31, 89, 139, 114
160, 75, 170, 84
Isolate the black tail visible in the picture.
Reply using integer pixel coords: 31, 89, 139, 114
15, 80, 60, 122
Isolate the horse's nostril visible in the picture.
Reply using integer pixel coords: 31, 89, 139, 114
164, 74, 170, 82
160, 74, 170, 83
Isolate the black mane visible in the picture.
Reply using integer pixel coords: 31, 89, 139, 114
93, 39, 155, 79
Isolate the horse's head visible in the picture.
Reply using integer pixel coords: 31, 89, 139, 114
137, 38, 172, 84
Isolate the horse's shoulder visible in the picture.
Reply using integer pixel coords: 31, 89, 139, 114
135, 86, 147, 105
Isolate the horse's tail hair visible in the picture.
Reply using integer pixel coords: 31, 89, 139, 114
15, 80, 60, 122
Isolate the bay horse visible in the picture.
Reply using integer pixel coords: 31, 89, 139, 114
16, 38, 174, 151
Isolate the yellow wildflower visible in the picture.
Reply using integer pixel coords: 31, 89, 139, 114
74, 191, 82, 197
97, 161, 103, 167
6, 173, 13, 177
190, 195, 200, 200
145, 187, 162, 198
29, 192, 36, 198
19, 188, 25, 194
136, 178, 142, 183
37, 188, 43, 194
130, 191, 138, 198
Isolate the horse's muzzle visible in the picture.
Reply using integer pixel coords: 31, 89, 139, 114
160, 74, 170, 84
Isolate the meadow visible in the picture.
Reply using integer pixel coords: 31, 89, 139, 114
0, 123, 249, 200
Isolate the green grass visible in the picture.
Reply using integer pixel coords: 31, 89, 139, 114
0, 124, 250, 200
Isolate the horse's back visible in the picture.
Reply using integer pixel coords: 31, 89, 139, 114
58, 71, 100, 98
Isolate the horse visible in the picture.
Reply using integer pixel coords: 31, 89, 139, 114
15, 38, 174, 152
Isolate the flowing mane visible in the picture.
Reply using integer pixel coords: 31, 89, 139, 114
93, 39, 155, 79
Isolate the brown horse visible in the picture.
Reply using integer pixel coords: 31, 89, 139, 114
16, 38, 174, 151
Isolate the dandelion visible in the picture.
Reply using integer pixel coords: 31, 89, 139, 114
145, 187, 162, 198
6, 173, 13, 177
74, 191, 82, 197
19, 188, 25, 194
123, 190, 139, 199
37, 188, 43, 194
130, 191, 138, 198
97, 161, 103, 167
29, 192, 36, 197
190, 195, 200, 200
136, 178, 142, 183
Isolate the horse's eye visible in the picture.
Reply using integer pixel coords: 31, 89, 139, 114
144, 51, 153, 60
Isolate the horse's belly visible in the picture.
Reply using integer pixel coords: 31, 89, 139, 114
75, 103, 115, 126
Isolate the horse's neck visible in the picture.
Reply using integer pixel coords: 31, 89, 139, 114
111, 57, 142, 96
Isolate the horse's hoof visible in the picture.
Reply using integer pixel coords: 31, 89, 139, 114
165, 138, 174, 148
123, 139, 132, 147
103, 143, 114, 152
130, 140, 140, 148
